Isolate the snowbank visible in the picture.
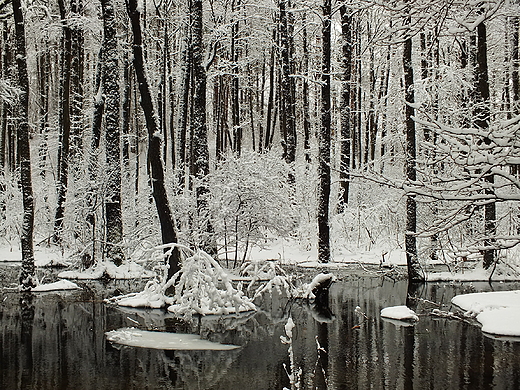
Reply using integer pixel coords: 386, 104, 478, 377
380, 306, 419, 322
452, 290, 520, 337
105, 327, 240, 350
32, 280, 80, 292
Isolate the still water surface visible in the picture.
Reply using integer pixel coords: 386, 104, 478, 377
2, 274, 520, 389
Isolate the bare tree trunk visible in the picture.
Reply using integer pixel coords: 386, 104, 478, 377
126, 0, 181, 280
101, 0, 124, 265
53, 0, 72, 245
302, 12, 311, 164
278, 0, 296, 179
339, 5, 352, 208
12, 0, 35, 290
264, 40, 276, 151
190, 0, 215, 254
403, 10, 423, 282
318, 0, 331, 263
231, 0, 241, 155
473, 20, 495, 269
176, 21, 190, 191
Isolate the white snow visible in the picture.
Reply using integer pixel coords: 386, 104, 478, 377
300, 273, 335, 299
0, 245, 71, 267
58, 261, 155, 280
105, 327, 240, 350
452, 290, 520, 336
32, 280, 81, 292
380, 305, 419, 322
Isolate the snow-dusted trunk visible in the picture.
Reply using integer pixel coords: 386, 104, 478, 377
231, 0, 241, 155
126, 0, 181, 280
403, 15, 423, 282
176, 21, 190, 191
190, 0, 215, 254
264, 41, 276, 151
317, 0, 331, 263
101, 0, 124, 265
339, 5, 352, 207
70, 0, 84, 159
302, 12, 311, 164
12, 0, 35, 290
53, 0, 72, 245
85, 48, 104, 267
278, 0, 296, 178
474, 21, 495, 269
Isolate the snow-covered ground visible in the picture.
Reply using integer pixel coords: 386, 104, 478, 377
452, 290, 520, 338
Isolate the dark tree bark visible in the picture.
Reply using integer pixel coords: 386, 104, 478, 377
339, 5, 352, 208
126, 0, 181, 280
70, 0, 84, 159
101, 0, 124, 265
317, 0, 331, 263
176, 21, 190, 190
12, 0, 35, 290
473, 20, 495, 269
278, 0, 296, 175
231, 0, 241, 155
264, 40, 276, 151
85, 47, 104, 268
190, 0, 214, 253
403, 10, 424, 282
302, 12, 311, 164
53, 0, 73, 245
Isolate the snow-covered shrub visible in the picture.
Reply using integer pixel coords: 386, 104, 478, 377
208, 151, 298, 266
239, 260, 295, 299
167, 250, 256, 316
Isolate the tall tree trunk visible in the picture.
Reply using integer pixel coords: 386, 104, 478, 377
85, 47, 104, 268
190, 0, 214, 253
231, 0, 241, 155
339, 5, 352, 208
101, 0, 124, 265
53, 0, 72, 245
12, 0, 35, 290
473, 20, 494, 269
264, 41, 276, 151
126, 0, 181, 280
176, 21, 190, 191
278, 0, 296, 178
70, 0, 84, 160
403, 12, 424, 282
302, 12, 311, 164
318, 0, 331, 263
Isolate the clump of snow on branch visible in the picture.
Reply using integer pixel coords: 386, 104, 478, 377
296, 273, 336, 299
168, 250, 256, 316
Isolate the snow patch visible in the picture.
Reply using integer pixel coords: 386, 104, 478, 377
105, 327, 240, 350
380, 305, 419, 322
32, 280, 80, 292
452, 290, 520, 337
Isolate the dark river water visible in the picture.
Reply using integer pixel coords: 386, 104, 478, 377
2, 272, 520, 390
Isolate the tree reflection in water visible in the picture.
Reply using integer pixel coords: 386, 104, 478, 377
2, 277, 520, 389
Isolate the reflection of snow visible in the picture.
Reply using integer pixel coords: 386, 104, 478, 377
452, 290, 520, 337
380, 306, 419, 322
105, 327, 240, 350
32, 280, 80, 292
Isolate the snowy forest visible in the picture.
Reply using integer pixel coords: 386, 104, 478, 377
5, 0, 520, 388
1, 0, 520, 288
